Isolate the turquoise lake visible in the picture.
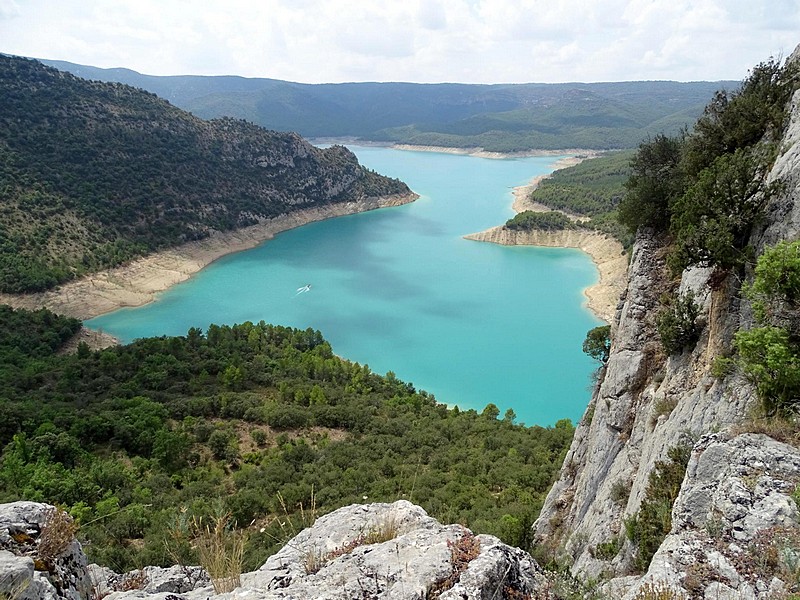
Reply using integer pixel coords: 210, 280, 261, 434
87, 147, 601, 426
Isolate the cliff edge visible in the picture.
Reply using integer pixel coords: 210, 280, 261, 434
532, 72, 800, 597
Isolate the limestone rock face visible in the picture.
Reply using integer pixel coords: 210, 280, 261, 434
1, 500, 545, 600
234, 500, 546, 600
0, 501, 91, 600
620, 433, 800, 599
532, 57, 800, 593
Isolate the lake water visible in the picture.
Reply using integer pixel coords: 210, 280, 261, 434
87, 147, 601, 426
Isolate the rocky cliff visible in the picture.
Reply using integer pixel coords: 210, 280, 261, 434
0, 500, 547, 600
531, 80, 800, 596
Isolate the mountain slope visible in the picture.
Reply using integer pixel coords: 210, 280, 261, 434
41, 59, 732, 151
0, 56, 410, 293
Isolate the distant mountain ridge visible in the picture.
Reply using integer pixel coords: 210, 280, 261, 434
0, 55, 409, 293
41, 59, 734, 152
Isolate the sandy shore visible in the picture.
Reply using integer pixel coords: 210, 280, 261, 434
391, 144, 599, 161
510, 156, 595, 222
0, 193, 417, 325
465, 152, 628, 323
464, 227, 626, 323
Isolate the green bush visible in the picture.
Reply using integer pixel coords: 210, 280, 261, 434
582, 325, 611, 364
734, 240, 800, 416
505, 211, 575, 231
593, 536, 622, 560
747, 240, 800, 329
618, 56, 799, 276
618, 134, 685, 233
656, 291, 702, 355
735, 327, 800, 416
669, 147, 772, 272
626, 443, 692, 572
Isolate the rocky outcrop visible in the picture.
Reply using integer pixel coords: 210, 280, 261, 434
620, 433, 800, 599
0, 500, 546, 600
0, 502, 91, 600
532, 79, 800, 595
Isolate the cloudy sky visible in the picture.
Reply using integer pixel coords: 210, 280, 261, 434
1, 0, 798, 84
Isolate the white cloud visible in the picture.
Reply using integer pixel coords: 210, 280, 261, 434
0, 0, 797, 83
0, 0, 20, 20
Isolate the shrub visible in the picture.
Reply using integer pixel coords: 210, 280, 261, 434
610, 479, 631, 507
250, 429, 268, 447
669, 147, 771, 272
626, 443, 692, 572
656, 291, 702, 355
618, 134, 685, 233
593, 536, 622, 560
505, 210, 576, 231
682, 58, 798, 177
428, 528, 481, 598
747, 240, 800, 330
651, 397, 678, 424
735, 327, 800, 416
37, 507, 78, 564
735, 240, 800, 416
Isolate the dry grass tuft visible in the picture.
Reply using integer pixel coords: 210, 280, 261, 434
0, 575, 30, 600
37, 506, 78, 563
427, 527, 481, 598
634, 580, 685, 600
191, 513, 247, 594
731, 412, 800, 447
302, 512, 403, 575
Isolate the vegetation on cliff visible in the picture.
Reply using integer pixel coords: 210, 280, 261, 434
506, 150, 634, 246
619, 58, 798, 273
0, 306, 573, 572
0, 56, 409, 293
619, 57, 799, 375
735, 240, 800, 416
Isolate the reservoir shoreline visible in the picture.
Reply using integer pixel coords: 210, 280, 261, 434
464, 153, 628, 324
0, 193, 417, 328
393, 142, 628, 322
1, 144, 624, 342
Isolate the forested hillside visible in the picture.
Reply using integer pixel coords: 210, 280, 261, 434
0, 56, 409, 293
43, 59, 730, 152
0, 306, 573, 573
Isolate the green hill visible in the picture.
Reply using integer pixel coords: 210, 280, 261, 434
0, 56, 409, 293
42, 59, 732, 151
0, 305, 573, 572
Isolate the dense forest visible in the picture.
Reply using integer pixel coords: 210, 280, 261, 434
0, 56, 408, 293
0, 306, 574, 573
506, 150, 634, 246
44, 59, 729, 152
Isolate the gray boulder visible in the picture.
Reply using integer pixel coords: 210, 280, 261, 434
0, 499, 545, 599
235, 499, 546, 599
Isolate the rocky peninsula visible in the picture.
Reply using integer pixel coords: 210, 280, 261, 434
464, 156, 627, 323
